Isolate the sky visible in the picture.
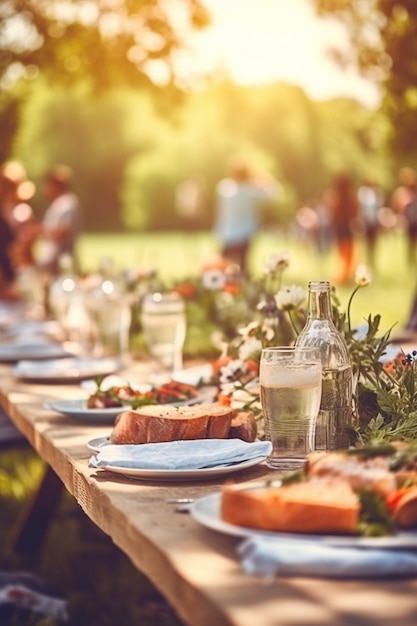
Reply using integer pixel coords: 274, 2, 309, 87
174, 0, 380, 108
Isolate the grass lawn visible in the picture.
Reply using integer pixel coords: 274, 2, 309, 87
78, 228, 416, 332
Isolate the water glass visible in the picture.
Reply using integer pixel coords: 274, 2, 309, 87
141, 292, 186, 372
91, 298, 132, 362
260, 346, 322, 470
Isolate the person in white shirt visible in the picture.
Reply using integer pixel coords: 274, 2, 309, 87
214, 159, 279, 274
36, 165, 81, 277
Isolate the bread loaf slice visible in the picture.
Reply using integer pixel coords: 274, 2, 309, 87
110, 402, 233, 444
221, 479, 360, 534
228, 410, 257, 442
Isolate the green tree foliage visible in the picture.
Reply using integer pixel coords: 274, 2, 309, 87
15, 78, 391, 232
0, 0, 210, 90
0, 0, 210, 157
312, 0, 417, 158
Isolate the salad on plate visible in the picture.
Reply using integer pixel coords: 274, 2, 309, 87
86, 378, 201, 410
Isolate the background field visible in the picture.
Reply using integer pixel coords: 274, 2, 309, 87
78, 229, 416, 333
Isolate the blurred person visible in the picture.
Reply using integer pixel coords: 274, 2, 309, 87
324, 172, 359, 285
390, 166, 416, 264
175, 175, 206, 231
390, 166, 416, 216
357, 178, 384, 268
404, 180, 417, 263
0, 211, 16, 299
214, 158, 279, 274
0, 162, 39, 300
0, 161, 38, 269
314, 198, 334, 254
36, 165, 81, 278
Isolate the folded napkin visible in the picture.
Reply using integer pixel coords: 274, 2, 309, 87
89, 439, 272, 470
238, 535, 417, 579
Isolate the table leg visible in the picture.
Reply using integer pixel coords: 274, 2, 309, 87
10, 465, 64, 556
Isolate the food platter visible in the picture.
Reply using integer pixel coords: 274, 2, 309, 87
189, 492, 417, 549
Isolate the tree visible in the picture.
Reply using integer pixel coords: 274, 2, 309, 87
0, 0, 210, 157
312, 0, 417, 157
0, 0, 210, 90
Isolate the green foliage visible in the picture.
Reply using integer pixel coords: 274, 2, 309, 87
0, 0, 210, 91
357, 488, 394, 537
12, 78, 395, 233
313, 0, 417, 159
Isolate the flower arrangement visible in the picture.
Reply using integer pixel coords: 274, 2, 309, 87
175, 253, 417, 445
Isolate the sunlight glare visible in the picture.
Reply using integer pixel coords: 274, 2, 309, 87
174, 0, 380, 107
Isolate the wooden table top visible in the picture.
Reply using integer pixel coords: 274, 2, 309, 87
1, 358, 417, 626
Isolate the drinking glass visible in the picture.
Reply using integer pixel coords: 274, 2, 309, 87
141, 292, 186, 372
260, 346, 322, 470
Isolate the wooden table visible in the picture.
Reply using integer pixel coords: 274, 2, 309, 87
1, 360, 417, 626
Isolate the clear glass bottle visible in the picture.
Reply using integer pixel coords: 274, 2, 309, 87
295, 280, 353, 450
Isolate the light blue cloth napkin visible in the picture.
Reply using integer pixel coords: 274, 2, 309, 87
238, 535, 417, 579
89, 439, 272, 470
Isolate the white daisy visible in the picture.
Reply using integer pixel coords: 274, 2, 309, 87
275, 285, 306, 311
238, 337, 263, 362
219, 358, 245, 384
263, 251, 290, 274
202, 269, 226, 290
355, 264, 372, 287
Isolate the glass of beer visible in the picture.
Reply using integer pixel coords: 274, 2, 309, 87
260, 346, 322, 470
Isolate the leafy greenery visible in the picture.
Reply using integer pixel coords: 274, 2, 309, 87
0, 0, 210, 90
11, 79, 393, 233
357, 489, 394, 537
312, 0, 417, 155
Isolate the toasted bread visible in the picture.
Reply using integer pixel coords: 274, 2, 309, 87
228, 410, 257, 442
109, 402, 233, 444
221, 478, 360, 534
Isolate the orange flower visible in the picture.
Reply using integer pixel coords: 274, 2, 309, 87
175, 282, 197, 298
246, 359, 260, 375
212, 355, 232, 377
217, 392, 232, 406
223, 283, 240, 295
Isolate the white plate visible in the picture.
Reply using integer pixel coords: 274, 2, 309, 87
4, 320, 63, 339
171, 364, 213, 386
0, 342, 71, 362
190, 493, 417, 549
93, 456, 267, 482
87, 436, 110, 452
13, 357, 121, 382
48, 400, 124, 423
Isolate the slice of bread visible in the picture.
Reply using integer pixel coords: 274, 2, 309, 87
221, 478, 360, 534
109, 402, 233, 444
228, 410, 257, 442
